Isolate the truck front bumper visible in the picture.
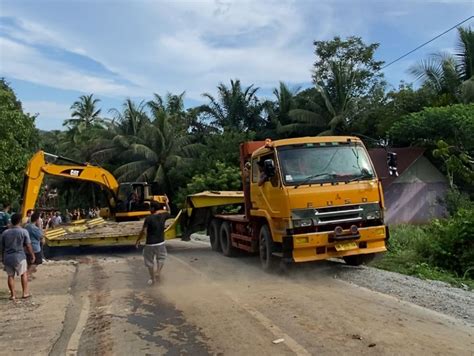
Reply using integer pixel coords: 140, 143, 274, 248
282, 225, 388, 263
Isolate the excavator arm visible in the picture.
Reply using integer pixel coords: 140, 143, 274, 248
20, 151, 120, 218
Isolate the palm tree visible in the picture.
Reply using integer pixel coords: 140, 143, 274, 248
92, 93, 200, 194
91, 99, 149, 164
200, 79, 264, 132
113, 98, 201, 193
148, 92, 192, 132
456, 26, 474, 81
410, 26, 474, 104
264, 82, 326, 138
312, 61, 358, 135
64, 94, 103, 132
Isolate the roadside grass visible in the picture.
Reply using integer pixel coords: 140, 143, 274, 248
370, 224, 474, 290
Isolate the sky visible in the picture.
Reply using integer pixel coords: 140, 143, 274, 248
0, 0, 473, 131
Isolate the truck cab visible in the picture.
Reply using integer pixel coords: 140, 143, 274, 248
249, 136, 387, 266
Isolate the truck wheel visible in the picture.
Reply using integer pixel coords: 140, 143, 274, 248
209, 219, 222, 252
220, 221, 236, 257
259, 225, 278, 271
343, 253, 375, 266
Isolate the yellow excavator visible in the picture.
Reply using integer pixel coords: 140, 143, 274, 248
20, 150, 166, 221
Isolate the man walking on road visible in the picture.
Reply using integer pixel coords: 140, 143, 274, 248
0, 213, 35, 300
135, 198, 170, 285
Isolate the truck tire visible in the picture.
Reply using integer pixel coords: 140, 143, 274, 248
343, 253, 375, 266
220, 221, 236, 257
259, 225, 278, 271
209, 219, 222, 252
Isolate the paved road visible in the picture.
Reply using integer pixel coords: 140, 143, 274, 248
56, 239, 474, 355
2, 239, 472, 355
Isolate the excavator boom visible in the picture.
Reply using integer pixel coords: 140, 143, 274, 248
20, 151, 120, 218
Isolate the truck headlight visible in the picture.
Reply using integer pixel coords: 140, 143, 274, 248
363, 203, 382, 220
293, 219, 313, 228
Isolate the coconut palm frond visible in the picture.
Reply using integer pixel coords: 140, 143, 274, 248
456, 26, 474, 80
129, 144, 158, 162
288, 109, 326, 127
114, 160, 150, 182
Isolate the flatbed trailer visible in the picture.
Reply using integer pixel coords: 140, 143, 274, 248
42, 191, 243, 253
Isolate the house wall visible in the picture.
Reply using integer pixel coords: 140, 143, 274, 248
384, 157, 448, 224
385, 182, 448, 224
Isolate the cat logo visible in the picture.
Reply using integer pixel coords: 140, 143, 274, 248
61, 168, 83, 177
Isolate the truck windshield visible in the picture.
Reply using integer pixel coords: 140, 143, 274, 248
277, 144, 375, 186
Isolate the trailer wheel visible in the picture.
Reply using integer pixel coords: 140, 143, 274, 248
209, 219, 222, 252
220, 221, 236, 257
259, 225, 278, 271
42, 244, 54, 259
343, 253, 375, 266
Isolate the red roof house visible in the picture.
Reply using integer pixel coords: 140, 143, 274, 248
369, 148, 448, 224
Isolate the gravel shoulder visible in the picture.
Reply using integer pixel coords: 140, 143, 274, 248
194, 233, 474, 324
333, 263, 474, 324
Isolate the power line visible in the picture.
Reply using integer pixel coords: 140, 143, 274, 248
382, 15, 474, 70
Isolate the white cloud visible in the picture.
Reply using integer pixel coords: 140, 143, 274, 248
1, 1, 327, 100
1, 0, 472, 109
0, 17, 87, 55
0, 37, 146, 97
22, 100, 70, 131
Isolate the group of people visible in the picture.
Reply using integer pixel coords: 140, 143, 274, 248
24, 210, 62, 230
64, 207, 101, 222
0, 202, 46, 301
1, 194, 172, 300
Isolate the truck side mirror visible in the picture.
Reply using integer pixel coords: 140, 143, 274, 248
387, 152, 398, 177
263, 159, 276, 178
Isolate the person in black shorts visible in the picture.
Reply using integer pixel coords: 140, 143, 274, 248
135, 197, 170, 285
25, 212, 44, 278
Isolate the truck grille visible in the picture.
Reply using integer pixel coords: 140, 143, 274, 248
313, 205, 362, 225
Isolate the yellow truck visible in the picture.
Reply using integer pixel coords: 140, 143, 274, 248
171, 136, 390, 269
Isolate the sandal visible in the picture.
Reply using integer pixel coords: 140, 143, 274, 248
22, 295, 32, 299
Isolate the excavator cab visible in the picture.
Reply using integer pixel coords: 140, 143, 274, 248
115, 182, 166, 220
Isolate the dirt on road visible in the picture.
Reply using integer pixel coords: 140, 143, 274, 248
0, 239, 472, 355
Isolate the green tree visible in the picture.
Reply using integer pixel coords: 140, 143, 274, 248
312, 36, 385, 134
175, 162, 242, 207
389, 103, 474, 151
410, 26, 474, 104
64, 94, 103, 132
351, 83, 436, 137
110, 94, 201, 196
389, 104, 474, 194
91, 99, 149, 166
264, 83, 327, 138
200, 79, 264, 132
0, 79, 39, 203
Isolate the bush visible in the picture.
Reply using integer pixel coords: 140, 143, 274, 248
389, 104, 474, 150
174, 162, 242, 207
443, 189, 473, 216
416, 208, 474, 278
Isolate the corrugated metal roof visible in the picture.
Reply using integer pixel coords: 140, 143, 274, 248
368, 147, 425, 190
